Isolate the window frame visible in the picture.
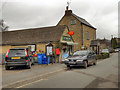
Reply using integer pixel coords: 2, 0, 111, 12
70, 19, 76, 25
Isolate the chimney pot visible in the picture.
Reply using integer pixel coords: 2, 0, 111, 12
65, 10, 72, 16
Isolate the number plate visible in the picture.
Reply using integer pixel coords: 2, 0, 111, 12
12, 57, 20, 59
69, 61, 76, 64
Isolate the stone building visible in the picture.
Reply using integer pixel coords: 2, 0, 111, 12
1, 25, 75, 62
90, 38, 111, 54
1, 7, 97, 63
57, 7, 96, 51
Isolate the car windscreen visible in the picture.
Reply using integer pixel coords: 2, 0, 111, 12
73, 51, 88, 56
8, 49, 25, 57
102, 49, 108, 52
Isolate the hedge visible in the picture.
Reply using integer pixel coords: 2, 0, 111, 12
97, 53, 110, 59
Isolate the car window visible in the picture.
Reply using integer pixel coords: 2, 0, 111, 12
73, 51, 88, 56
90, 51, 93, 55
88, 51, 92, 55
8, 49, 25, 57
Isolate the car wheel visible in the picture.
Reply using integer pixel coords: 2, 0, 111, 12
84, 61, 88, 69
5, 66, 10, 70
93, 60, 97, 65
27, 62, 31, 69
67, 65, 71, 69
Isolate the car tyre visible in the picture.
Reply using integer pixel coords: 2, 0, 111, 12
84, 61, 88, 69
5, 66, 10, 70
93, 60, 97, 65
67, 65, 71, 69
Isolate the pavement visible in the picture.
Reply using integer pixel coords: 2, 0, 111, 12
2, 63, 65, 88
1, 53, 119, 88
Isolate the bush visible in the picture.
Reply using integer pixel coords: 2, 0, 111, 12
97, 54, 102, 59
97, 53, 110, 59
101, 53, 110, 59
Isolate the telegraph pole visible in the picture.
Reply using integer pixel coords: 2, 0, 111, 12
111, 35, 113, 49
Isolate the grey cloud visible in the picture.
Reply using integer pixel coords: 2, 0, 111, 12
2, 0, 119, 40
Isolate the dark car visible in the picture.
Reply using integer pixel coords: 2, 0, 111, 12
5, 48, 34, 70
64, 50, 97, 69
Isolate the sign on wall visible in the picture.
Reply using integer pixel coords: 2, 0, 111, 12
62, 53, 68, 61
62, 36, 71, 41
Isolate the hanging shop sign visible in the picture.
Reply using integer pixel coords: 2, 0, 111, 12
68, 31, 74, 35
62, 36, 71, 41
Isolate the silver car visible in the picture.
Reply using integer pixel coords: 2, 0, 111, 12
101, 49, 109, 53
64, 50, 97, 69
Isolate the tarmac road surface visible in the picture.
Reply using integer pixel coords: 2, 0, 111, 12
4, 53, 117, 88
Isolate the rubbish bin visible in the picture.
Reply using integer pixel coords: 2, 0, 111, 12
37, 54, 43, 64
42, 54, 47, 64
42, 54, 50, 64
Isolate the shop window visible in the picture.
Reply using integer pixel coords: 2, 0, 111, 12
71, 19, 76, 25
86, 32, 89, 40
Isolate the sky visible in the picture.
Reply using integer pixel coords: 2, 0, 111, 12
1, 0, 119, 40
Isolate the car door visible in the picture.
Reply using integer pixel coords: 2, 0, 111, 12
91, 51, 96, 63
87, 51, 93, 64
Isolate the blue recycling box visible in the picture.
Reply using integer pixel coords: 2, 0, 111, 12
37, 54, 43, 64
42, 54, 50, 64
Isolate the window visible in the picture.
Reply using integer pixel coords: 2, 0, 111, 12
8, 49, 25, 57
86, 32, 89, 40
71, 19, 76, 25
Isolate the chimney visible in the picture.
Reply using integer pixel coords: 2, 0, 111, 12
65, 6, 72, 16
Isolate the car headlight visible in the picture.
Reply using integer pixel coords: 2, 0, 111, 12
65, 59, 69, 61
77, 60, 83, 62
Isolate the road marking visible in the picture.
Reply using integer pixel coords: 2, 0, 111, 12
16, 79, 45, 88
3, 69, 64, 88
16, 79, 48, 88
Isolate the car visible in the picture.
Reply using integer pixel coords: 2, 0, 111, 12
64, 50, 97, 69
115, 48, 119, 52
101, 49, 109, 53
5, 48, 34, 70
108, 48, 114, 53
114, 48, 120, 52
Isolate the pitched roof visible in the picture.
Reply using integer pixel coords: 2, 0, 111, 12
58, 10, 96, 30
2, 25, 66, 45
71, 13, 96, 29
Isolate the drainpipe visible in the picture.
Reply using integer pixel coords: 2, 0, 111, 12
81, 23, 84, 49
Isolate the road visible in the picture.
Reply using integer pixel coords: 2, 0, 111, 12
2, 53, 118, 88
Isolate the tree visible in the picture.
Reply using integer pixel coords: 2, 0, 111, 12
0, 19, 9, 31
111, 38, 117, 49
